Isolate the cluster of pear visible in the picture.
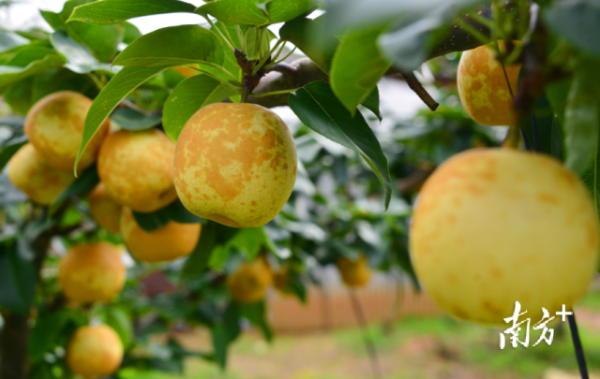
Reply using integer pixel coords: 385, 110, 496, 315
7, 88, 298, 377
410, 42, 599, 325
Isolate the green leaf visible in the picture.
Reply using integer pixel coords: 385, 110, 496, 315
75, 66, 166, 175
29, 311, 68, 363
102, 306, 134, 348
288, 81, 392, 209
240, 301, 273, 341
3, 76, 34, 115
122, 22, 142, 45
0, 30, 30, 54
67, 22, 124, 63
0, 135, 27, 172
48, 163, 99, 216
0, 54, 65, 88
362, 86, 382, 120
111, 107, 162, 131
0, 240, 36, 314
113, 25, 224, 67
68, 0, 197, 24
32, 68, 99, 103
564, 57, 600, 175
331, 26, 390, 114
197, 0, 314, 26
546, 77, 572, 128
544, 0, 600, 59
211, 302, 240, 369
50, 30, 112, 74
180, 221, 217, 280
324, 0, 487, 72
132, 198, 203, 232
279, 15, 338, 73
40, 0, 124, 62
163, 74, 236, 140
522, 93, 563, 161
226, 227, 265, 260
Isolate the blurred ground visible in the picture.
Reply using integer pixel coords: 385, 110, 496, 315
146, 287, 600, 379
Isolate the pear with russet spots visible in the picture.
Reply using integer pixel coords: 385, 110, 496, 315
7, 143, 75, 205
66, 324, 123, 379
173, 103, 297, 228
120, 207, 201, 263
98, 128, 178, 213
25, 91, 109, 171
59, 242, 126, 304
457, 41, 521, 126
89, 183, 122, 234
410, 148, 598, 325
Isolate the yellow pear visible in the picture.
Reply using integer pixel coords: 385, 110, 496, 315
66, 324, 123, 379
337, 254, 371, 288
7, 143, 75, 205
410, 148, 598, 325
173, 103, 297, 228
228, 259, 273, 304
59, 242, 126, 304
457, 41, 521, 126
120, 207, 201, 263
24, 91, 109, 171
97, 128, 178, 212
89, 183, 122, 234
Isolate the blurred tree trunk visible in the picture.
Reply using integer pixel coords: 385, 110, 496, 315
0, 311, 30, 379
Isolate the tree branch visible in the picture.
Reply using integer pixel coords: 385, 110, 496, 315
248, 13, 492, 110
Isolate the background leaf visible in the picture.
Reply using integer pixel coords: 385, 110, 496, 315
0, 240, 36, 314
111, 107, 162, 131
0, 30, 30, 54
331, 26, 390, 114
0, 54, 65, 88
113, 25, 224, 67
279, 15, 338, 73
75, 65, 166, 174
133, 198, 203, 232
289, 81, 392, 208
197, 0, 314, 26
544, 0, 600, 59
163, 74, 236, 140
50, 29, 112, 74
68, 0, 197, 24
48, 163, 99, 216
564, 57, 600, 175
0, 135, 27, 173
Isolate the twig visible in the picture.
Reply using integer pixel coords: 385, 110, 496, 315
400, 72, 439, 111
266, 63, 298, 79
567, 312, 589, 379
348, 289, 383, 379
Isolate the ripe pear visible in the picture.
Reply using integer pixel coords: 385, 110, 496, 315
120, 207, 201, 263
410, 148, 598, 325
228, 259, 273, 304
24, 91, 109, 171
337, 254, 371, 288
457, 41, 521, 126
89, 183, 122, 234
67, 324, 123, 379
59, 242, 126, 304
173, 103, 297, 228
98, 128, 178, 212
7, 143, 75, 205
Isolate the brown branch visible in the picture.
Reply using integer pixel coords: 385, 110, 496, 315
248, 11, 495, 110
400, 73, 439, 111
